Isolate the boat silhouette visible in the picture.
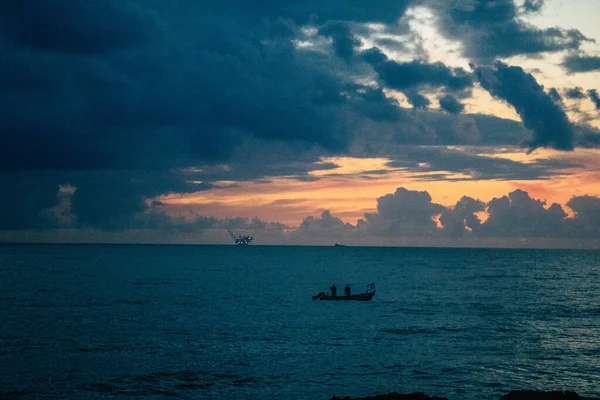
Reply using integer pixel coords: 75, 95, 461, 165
313, 283, 376, 301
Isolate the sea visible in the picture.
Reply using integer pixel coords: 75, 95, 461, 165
1, 244, 599, 400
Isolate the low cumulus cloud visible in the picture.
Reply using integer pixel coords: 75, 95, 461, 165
439, 196, 486, 236
291, 210, 354, 243
212, 188, 600, 240
356, 188, 445, 236
482, 189, 567, 237
293, 188, 600, 240
7, 184, 600, 242
566, 195, 600, 237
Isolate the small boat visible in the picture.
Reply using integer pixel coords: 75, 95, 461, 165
312, 283, 376, 301
334, 242, 346, 247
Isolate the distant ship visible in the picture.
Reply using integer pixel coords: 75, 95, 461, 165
226, 228, 253, 246
334, 242, 346, 247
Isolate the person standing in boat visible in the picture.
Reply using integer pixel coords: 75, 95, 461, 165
330, 284, 337, 297
344, 285, 351, 296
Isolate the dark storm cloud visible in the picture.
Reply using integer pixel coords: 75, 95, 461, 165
5, 0, 429, 176
318, 21, 361, 62
548, 88, 562, 102
428, 0, 591, 61
0, 18, 349, 171
349, 110, 544, 156
210, 0, 417, 25
404, 89, 431, 109
0, 0, 162, 53
186, 140, 340, 183
141, 210, 217, 234
522, 0, 544, 13
1, 0, 420, 228
68, 170, 213, 229
439, 95, 465, 114
363, 47, 473, 92
474, 62, 574, 151
350, 86, 405, 122
420, 113, 527, 145
588, 89, 600, 110
0, 172, 61, 229
562, 54, 600, 73
574, 124, 600, 148
383, 146, 578, 181
564, 87, 586, 100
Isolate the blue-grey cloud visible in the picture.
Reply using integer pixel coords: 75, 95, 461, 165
363, 47, 473, 92
404, 89, 431, 109
588, 89, 600, 110
564, 87, 586, 99
562, 54, 600, 73
318, 21, 361, 62
548, 88, 562, 102
0, 172, 61, 229
522, 0, 544, 13
67, 170, 214, 229
439, 95, 465, 114
429, 0, 591, 61
0, 1, 162, 54
474, 62, 574, 151
350, 86, 405, 122
383, 146, 579, 181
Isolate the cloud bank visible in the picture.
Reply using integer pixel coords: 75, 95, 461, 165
1, 0, 600, 240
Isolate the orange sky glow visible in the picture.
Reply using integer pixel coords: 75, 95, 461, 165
159, 149, 600, 227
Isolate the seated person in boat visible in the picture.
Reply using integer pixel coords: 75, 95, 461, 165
344, 284, 351, 296
330, 284, 337, 297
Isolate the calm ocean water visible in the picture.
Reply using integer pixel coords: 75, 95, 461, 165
1, 244, 599, 400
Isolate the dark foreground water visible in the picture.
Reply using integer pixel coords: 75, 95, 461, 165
1, 244, 599, 400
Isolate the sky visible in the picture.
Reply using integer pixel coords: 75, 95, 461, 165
2, 0, 600, 247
